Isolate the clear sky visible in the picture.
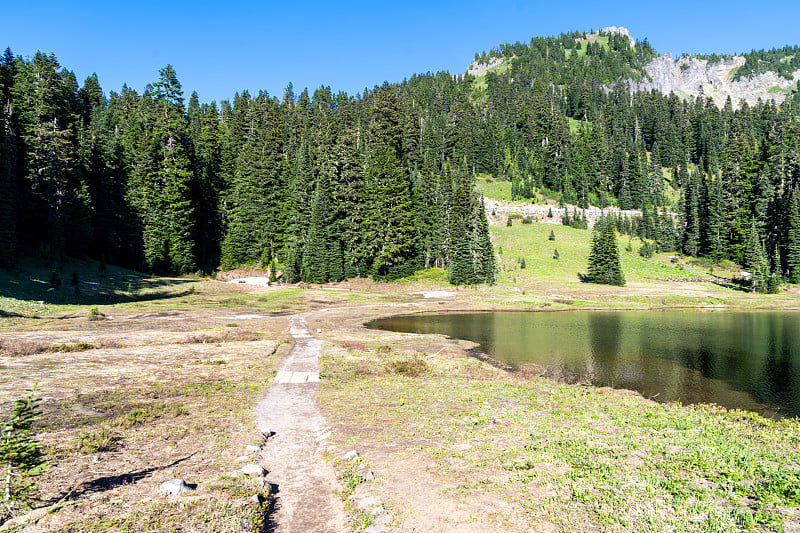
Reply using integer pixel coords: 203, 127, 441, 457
2, 0, 799, 104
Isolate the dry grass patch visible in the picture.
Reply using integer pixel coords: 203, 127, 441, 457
0, 306, 288, 531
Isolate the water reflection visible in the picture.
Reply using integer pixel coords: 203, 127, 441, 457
369, 311, 800, 418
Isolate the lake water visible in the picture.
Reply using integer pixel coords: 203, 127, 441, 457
369, 310, 800, 418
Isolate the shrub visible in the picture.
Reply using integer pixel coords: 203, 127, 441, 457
548, 230, 556, 241
74, 427, 122, 453
88, 307, 105, 321
639, 241, 655, 258
49, 271, 61, 290
387, 355, 429, 377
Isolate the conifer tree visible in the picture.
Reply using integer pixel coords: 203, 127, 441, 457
133, 66, 196, 273
1, 386, 46, 522
743, 221, 769, 293
586, 217, 625, 285
785, 189, 800, 283
364, 142, 419, 279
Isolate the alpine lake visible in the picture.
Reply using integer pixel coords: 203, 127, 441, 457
369, 310, 800, 418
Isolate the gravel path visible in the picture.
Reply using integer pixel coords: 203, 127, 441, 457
254, 315, 346, 532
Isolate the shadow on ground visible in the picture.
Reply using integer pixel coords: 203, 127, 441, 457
47, 454, 197, 504
0, 258, 197, 309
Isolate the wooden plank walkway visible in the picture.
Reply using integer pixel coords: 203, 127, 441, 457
273, 370, 320, 383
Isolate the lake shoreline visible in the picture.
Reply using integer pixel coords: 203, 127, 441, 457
3, 277, 800, 531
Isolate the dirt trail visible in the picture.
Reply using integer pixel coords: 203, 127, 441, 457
254, 315, 346, 532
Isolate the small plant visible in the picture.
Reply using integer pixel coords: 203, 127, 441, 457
521, 216, 532, 224
506, 217, 513, 227
387, 355, 429, 377
74, 427, 122, 453
548, 230, 555, 241
639, 241, 655, 258
1, 385, 47, 522
547, 207, 553, 218
39, 342, 96, 353
88, 307, 105, 321
553, 249, 560, 260
517, 257, 527, 269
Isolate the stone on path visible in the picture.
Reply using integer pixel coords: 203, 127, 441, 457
274, 370, 320, 383
159, 479, 195, 496
340, 450, 359, 461
238, 463, 267, 476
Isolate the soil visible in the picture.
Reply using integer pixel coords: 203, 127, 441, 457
2, 277, 798, 531
254, 314, 346, 532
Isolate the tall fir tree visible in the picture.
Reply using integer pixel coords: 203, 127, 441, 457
586, 217, 625, 286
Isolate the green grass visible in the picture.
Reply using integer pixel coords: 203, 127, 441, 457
475, 175, 512, 201
566, 36, 610, 58
494, 222, 711, 285
568, 118, 593, 134
320, 341, 800, 532
768, 85, 792, 94
0, 257, 197, 322
396, 268, 449, 283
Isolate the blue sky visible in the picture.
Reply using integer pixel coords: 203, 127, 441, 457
2, 0, 799, 103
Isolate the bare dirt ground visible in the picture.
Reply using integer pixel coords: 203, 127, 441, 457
254, 314, 346, 532
2, 276, 798, 532
0, 301, 292, 531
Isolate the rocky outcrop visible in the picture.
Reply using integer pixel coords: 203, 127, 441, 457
590, 26, 635, 47
466, 56, 505, 78
632, 53, 798, 109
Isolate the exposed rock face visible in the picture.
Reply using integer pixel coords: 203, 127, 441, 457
464, 26, 798, 109
592, 26, 635, 47
466, 55, 504, 78
632, 54, 798, 109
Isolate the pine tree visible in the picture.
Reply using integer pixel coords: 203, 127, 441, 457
743, 221, 769, 293
1, 386, 46, 522
133, 66, 196, 273
586, 217, 625, 285
785, 189, 800, 283
364, 142, 419, 279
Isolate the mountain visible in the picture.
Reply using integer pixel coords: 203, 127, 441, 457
631, 53, 799, 108
467, 26, 800, 109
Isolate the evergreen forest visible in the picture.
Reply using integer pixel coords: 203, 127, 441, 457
2, 28, 800, 287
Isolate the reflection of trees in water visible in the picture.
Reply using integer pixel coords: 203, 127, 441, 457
376, 311, 800, 419
589, 312, 622, 387
756, 315, 799, 416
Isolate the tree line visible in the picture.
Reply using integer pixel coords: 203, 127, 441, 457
0, 52, 494, 284
1, 29, 800, 288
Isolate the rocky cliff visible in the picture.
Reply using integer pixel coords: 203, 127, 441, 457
631, 53, 799, 108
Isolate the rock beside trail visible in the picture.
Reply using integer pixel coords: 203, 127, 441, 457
238, 463, 267, 476
356, 468, 375, 481
159, 479, 195, 496
340, 450, 359, 461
